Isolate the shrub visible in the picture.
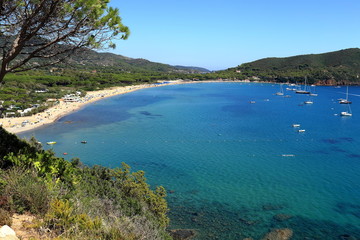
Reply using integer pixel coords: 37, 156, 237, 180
1, 168, 50, 215
0, 208, 12, 226
44, 199, 102, 236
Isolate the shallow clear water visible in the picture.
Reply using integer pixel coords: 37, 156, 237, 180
20, 83, 360, 239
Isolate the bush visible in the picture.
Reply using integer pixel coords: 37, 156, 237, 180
0, 128, 173, 239
1, 168, 50, 215
44, 199, 102, 237
0, 208, 12, 226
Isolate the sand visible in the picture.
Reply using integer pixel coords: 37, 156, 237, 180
0, 81, 187, 134
0, 79, 249, 134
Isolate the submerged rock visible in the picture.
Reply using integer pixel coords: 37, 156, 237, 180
339, 234, 357, 240
239, 217, 257, 226
169, 229, 196, 240
260, 228, 293, 240
273, 214, 292, 222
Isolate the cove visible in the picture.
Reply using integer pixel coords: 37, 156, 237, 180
20, 82, 360, 239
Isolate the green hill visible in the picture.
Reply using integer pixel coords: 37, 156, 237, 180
57, 48, 210, 74
0, 35, 208, 74
220, 48, 360, 84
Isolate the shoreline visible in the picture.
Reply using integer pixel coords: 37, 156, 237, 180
0, 81, 188, 134
0, 79, 342, 134
2, 79, 234, 134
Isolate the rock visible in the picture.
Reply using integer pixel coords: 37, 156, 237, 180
0, 225, 19, 240
169, 229, 196, 240
339, 234, 357, 240
239, 218, 257, 225
0, 236, 18, 240
0, 226, 16, 237
261, 228, 293, 240
273, 214, 292, 222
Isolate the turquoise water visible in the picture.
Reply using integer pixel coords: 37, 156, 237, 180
20, 83, 360, 239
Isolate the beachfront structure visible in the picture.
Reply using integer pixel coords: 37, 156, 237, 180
63, 94, 81, 102
35, 89, 48, 93
19, 107, 35, 117
5, 112, 15, 117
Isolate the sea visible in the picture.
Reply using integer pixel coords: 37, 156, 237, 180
20, 82, 360, 239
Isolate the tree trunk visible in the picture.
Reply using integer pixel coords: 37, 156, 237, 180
0, 64, 7, 84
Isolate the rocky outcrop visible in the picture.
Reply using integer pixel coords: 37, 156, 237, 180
0, 225, 19, 240
261, 228, 293, 240
273, 214, 292, 222
338, 234, 357, 240
169, 229, 196, 240
317, 79, 337, 86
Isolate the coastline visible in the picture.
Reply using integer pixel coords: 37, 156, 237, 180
0, 81, 186, 134
0, 79, 258, 134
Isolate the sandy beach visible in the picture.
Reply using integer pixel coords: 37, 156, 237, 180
0, 79, 250, 134
0, 81, 188, 134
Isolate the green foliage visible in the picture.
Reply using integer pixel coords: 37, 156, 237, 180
78, 163, 170, 228
0, 168, 50, 215
0, 0, 130, 83
0, 208, 12, 226
44, 199, 102, 235
0, 127, 39, 167
3, 149, 79, 188
219, 48, 360, 84
0, 127, 172, 239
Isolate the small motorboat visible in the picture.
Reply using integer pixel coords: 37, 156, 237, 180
46, 141, 57, 145
81, 141, 87, 144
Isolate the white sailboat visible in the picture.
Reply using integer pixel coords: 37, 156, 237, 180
341, 104, 352, 116
309, 85, 318, 96
304, 95, 314, 104
339, 86, 352, 104
296, 77, 310, 94
275, 84, 284, 96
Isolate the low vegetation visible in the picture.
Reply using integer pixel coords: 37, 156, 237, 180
0, 127, 172, 239
219, 48, 360, 84
2, 48, 360, 118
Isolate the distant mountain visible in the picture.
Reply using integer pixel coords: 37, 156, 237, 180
62, 49, 210, 74
222, 48, 360, 84
0, 34, 209, 74
173, 65, 211, 73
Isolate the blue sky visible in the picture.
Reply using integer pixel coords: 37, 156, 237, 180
108, 0, 360, 71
